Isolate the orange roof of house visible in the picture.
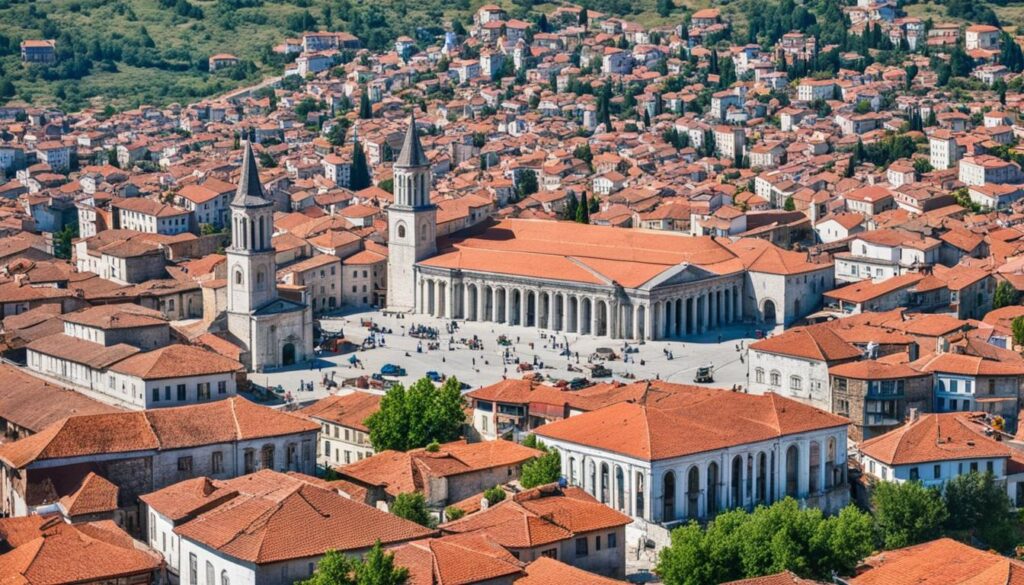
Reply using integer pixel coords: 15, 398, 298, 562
851, 538, 1024, 585
58, 472, 120, 517
750, 325, 862, 362
860, 413, 1009, 466
170, 470, 434, 563
297, 391, 381, 432
108, 344, 242, 379
440, 484, 631, 548
393, 533, 524, 585
535, 382, 848, 461
0, 397, 317, 468
828, 360, 928, 380
722, 571, 821, 585
824, 273, 926, 304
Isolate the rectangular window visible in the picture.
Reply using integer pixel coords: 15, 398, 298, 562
177, 384, 187, 401
152, 387, 160, 402
596, 536, 601, 551
189, 554, 198, 585
212, 451, 224, 474
608, 532, 617, 548
971, 462, 979, 473
909, 467, 919, 481
934, 464, 941, 479
197, 383, 211, 401
575, 537, 589, 557
541, 548, 557, 559
178, 456, 193, 473
218, 381, 227, 395
987, 461, 994, 474
165, 386, 171, 401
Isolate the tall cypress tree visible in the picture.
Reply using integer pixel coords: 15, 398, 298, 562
576, 193, 590, 223
350, 137, 371, 190
358, 89, 372, 119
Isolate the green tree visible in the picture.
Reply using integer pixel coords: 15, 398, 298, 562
993, 280, 1019, 309
519, 447, 561, 488
783, 196, 795, 211
871, 480, 948, 549
575, 193, 590, 223
516, 169, 538, 199
365, 377, 466, 451
656, 499, 874, 585
444, 505, 465, 521
656, 0, 674, 17
350, 137, 371, 191
359, 89, 373, 119
301, 549, 357, 585
483, 485, 506, 505
391, 492, 434, 528
355, 541, 410, 585
1013, 316, 1024, 347
943, 471, 1017, 551
53, 222, 79, 260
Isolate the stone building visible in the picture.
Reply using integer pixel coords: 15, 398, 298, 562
829, 360, 932, 442
225, 143, 313, 370
298, 391, 381, 467
535, 382, 850, 541
0, 397, 318, 532
385, 118, 831, 338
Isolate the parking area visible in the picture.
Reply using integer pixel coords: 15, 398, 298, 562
254, 308, 757, 404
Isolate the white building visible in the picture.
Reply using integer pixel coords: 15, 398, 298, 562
141, 470, 433, 584
298, 391, 381, 467
958, 155, 1020, 187
535, 382, 850, 533
114, 197, 191, 235
797, 79, 835, 102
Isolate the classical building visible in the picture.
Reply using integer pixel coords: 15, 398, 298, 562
534, 382, 850, 535
385, 119, 830, 339
226, 142, 314, 370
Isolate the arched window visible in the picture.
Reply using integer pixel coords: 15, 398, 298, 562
769, 370, 781, 387
234, 270, 243, 286
790, 376, 802, 391
206, 561, 214, 585
221, 571, 229, 585
755, 368, 765, 384
397, 223, 406, 239
256, 268, 266, 291
420, 223, 427, 240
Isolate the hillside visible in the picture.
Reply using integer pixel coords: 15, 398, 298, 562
0, 0, 707, 112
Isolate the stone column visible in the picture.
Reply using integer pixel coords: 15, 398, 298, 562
462, 284, 471, 320
688, 297, 696, 336
666, 299, 676, 338
478, 285, 486, 322
505, 289, 514, 324
711, 290, 718, 329
562, 294, 570, 332
590, 297, 599, 336
447, 282, 457, 319
701, 293, 710, 334
735, 286, 743, 321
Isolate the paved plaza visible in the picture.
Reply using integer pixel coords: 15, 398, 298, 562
254, 308, 760, 405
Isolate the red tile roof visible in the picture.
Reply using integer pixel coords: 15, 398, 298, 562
749, 325, 862, 362
851, 538, 1024, 585
859, 413, 1010, 466
535, 382, 848, 461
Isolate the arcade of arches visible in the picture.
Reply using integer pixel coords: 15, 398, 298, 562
414, 273, 751, 341
552, 435, 848, 524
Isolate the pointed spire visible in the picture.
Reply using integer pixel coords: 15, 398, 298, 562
233, 141, 271, 207
395, 112, 428, 168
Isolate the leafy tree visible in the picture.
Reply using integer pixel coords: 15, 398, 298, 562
483, 485, 506, 505
301, 549, 357, 585
366, 377, 466, 451
563, 191, 578, 220
871, 480, 947, 549
516, 169, 538, 199
783, 196, 795, 211
943, 471, 1017, 551
391, 492, 434, 528
350, 137, 371, 191
656, 0, 674, 17
444, 505, 465, 521
53, 222, 79, 260
355, 541, 410, 585
1013, 316, 1024, 347
302, 542, 409, 585
520, 445, 561, 488
656, 499, 874, 585
994, 280, 1020, 309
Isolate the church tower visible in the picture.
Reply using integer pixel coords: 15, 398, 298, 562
387, 114, 436, 311
227, 142, 277, 319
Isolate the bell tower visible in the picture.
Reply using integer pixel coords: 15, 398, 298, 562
387, 114, 436, 311
227, 141, 277, 317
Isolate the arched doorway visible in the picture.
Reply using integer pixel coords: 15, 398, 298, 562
615, 466, 625, 511
757, 452, 767, 503
282, 343, 296, 366
731, 456, 743, 509
580, 298, 592, 335
762, 300, 777, 325
809, 442, 821, 493
600, 462, 610, 504
707, 462, 719, 515
636, 472, 645, 519
785, 445, 799, 497
663, 471, 676, 521
686, 467, 700, 519
595, 300, 608, 336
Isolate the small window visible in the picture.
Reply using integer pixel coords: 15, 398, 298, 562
986, 461, 994, 474
575, 537, 589, 557
177, 384, 187, 401
596, 536, 601, 551
909, 467, 919, 481
178, 456, 193, 473
212, 451, 224, 474
934, 464, 941, 479
770, 371, 781, 387
970, 462, 979, 473
152, 387, 160, 403
218, 381, 227, 395
607, 532, 617, 548
755, 368, 764, 384
397, 224, 406, 238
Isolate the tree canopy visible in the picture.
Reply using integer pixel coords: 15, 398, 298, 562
656, 499, 874, 585
301, 542, 409, 585
365, 377, 466, 451
390, 492, 434, 528
871, 480, 947, 550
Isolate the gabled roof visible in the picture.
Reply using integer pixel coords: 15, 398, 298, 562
58, 472, 119, 517
515, 557, 626, 584
851, 538, 1024, 585
297, 391, 381, 432
859, 413, 1009, 466
749, 325, 862, 362
0, 397, 317, 468
535, 382, 848, 461
171, 470, 434, 564
108, 344, 242, 380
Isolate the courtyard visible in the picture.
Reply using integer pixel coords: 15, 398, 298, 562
254, 308, 759, 405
